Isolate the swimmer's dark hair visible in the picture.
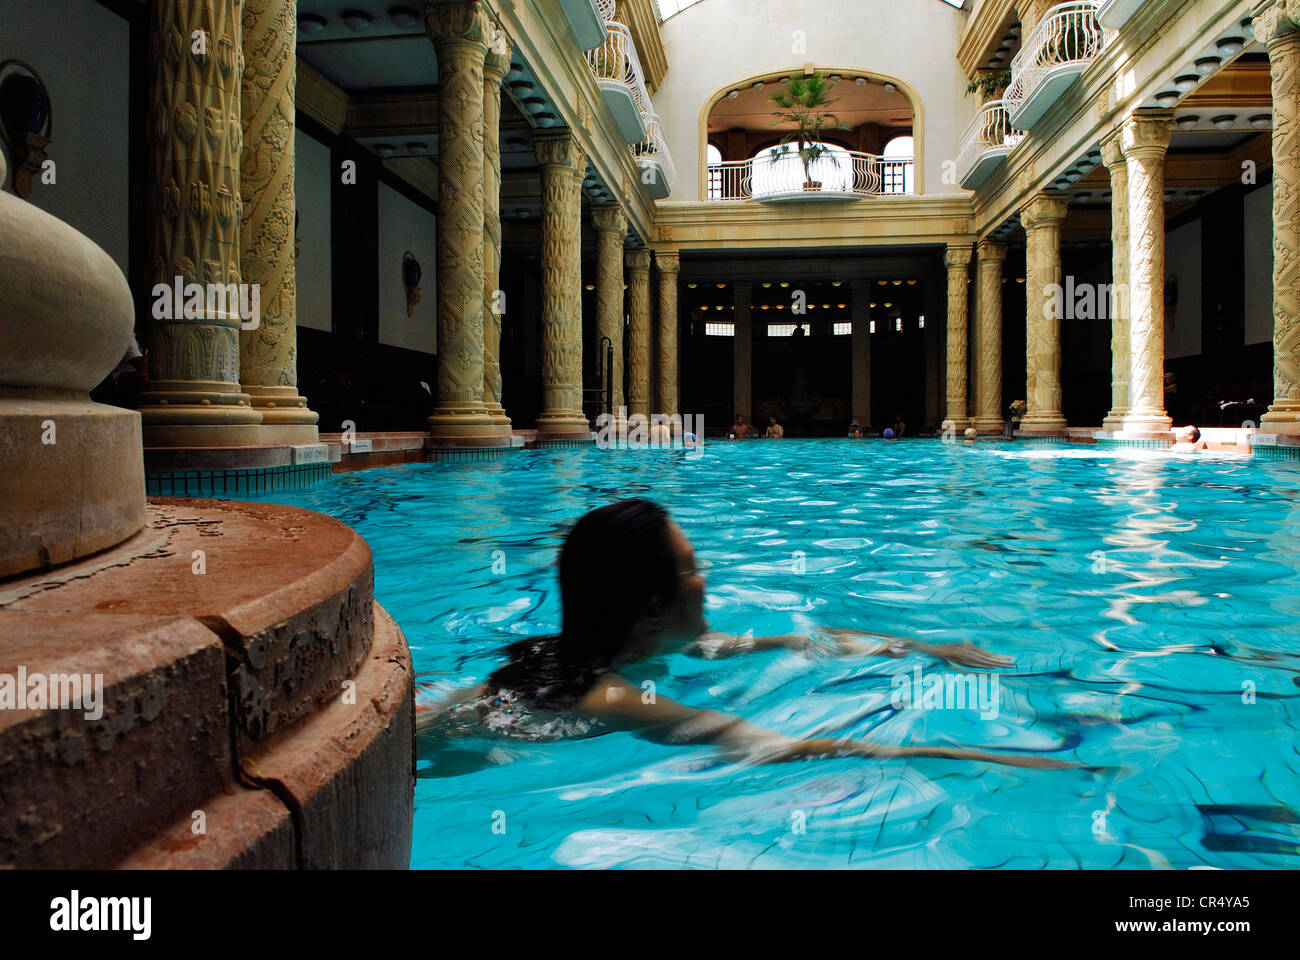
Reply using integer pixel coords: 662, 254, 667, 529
490, 499, 679, 704
1188, 426, 1201, 442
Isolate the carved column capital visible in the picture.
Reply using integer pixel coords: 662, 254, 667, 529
655, 250, 680, 276
1100, 128, 1126, 170
1120, 110, 1174, 162
1254, 2, 1300, 47
425, 0, 493, 51
534, 130, 579, 171
483, 30, 513, 85
977, 238, 1007, 263
944, 243, 974, 270
591, 204, 627, 237
1021, 193, 1069, 229
625, 248, 651, 272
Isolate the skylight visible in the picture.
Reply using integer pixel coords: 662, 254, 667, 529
657, 0, 963, 18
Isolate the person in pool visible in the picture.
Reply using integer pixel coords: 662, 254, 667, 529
417, 499, 1071, 769
1172, 425, 1207, 452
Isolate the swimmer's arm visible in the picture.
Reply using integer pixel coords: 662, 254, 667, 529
818, 628, 1016, 669
577, 676, 1072, 769
686, 630, 814, 659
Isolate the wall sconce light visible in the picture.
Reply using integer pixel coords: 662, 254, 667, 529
1217, 37, 1245, 57
1174, 75, 1200, 92
0, 61, 52, 199
1194, 57, 1221, 75
1211, 115, 1236, 131
402, 251, 422, 317
1154, 91, 1180, 108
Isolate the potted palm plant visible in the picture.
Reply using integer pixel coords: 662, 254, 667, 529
768, 73, 848, 192
965, 69, 1012, 103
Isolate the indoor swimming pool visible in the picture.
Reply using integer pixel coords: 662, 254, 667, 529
243, 440, 1300, 868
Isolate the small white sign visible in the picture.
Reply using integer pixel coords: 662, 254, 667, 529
348, 438, 373, 453
292, 444, 331, 464
1252, 433, 1277, 446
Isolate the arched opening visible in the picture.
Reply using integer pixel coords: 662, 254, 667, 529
882, 135, 915, 194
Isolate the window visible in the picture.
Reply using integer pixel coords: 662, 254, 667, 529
833, 322, 852, 336
882, 136, 915, 195
894, 318, 903, 332
707, 143, 724, 200
870, 320, 877, 334
705, 322, 734, 337
768, 323, 810, 337
918, 315, 926, 329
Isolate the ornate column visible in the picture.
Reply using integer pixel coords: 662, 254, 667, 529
1021, 193, 1069, 433
535, 131, 589, 435
850, 279, 871, 427
140, 0, 263, 444
426, 0, 504, 439
734, 281, 753, 422
592, 205, 627, 415
625, 248, 652, 418
655, 250, 681, 415
944, 244, 974, 431
974, 239, 1007, 433
1120, 110, 1174, 434
1100, 129, 1130, 431
238, 0, 318, 443
482, 29, 511, 426
1255, 4, 1300, 434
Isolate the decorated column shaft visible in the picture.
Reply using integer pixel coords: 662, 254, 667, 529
592, 205, 627, 414
482, 29, 512, 425
735, 281, 753, 423
534, 131, 589, 434
239, 0, 318, 442
1120, 110, 1174, 434
625, 248, 652, 418
141, 0, 262, 444
974, 239, 1007, 432
944, 244, 974, 431
1100, 130, 1131, 431
426, 0, 502, 438
1256, 5, 1300, 433
655, 250, 681, 415
1021, 193, 1069, 432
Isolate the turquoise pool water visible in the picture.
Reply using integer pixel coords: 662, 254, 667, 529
243, 440, 1300, 868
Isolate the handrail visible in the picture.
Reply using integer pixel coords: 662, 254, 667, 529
956, 99, 1024, 177
585, 19, 653, 122
632, 113, 676, 190
706, 148, 914, 200
1004, 1, 1105, 121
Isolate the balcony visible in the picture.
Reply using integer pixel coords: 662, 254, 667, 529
1097, 0, 1146, 30
633, 114, 676, 199
956, 100, 1025, 189
558, 0, 610, 50
586, 19, 651, 143
707, 148, 914, 202
1004, 2, 1105, 129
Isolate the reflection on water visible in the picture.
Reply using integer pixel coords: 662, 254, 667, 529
239, 440, 1300, 869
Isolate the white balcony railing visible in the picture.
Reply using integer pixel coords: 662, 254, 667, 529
956, 99, 1024, 189
558, 0, 609, 50
707, 149, 914, 202
585, 18, 651, 143
633, 113, 676, 199
1004, 1, 1105, 129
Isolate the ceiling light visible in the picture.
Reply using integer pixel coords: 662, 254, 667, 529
699, 304, 709, 310
855, 77, 867, 86
584, 284, 595, 291
831, 281, 842, 286
727, 90, 739, 100
828, 74, 842, 82
1251, 114, 1272, 130
374, 143, 395, 157
1212, 115, 1236, 131
1155, 91, 1180, 108
535, 113, 557, 126
1176, 115, 1200, 131
298, 13, 327, 34
406, 142, 428, 155
762, 282, 772, 288
687, 283, 697, 289
1217, 37, 1245, 57
510, 81, 535, 97
523, 97, 546, 113
389, 6, 420, 28
1195, 57, 1221, 75
716, 282, 727, 288
883, 83, 897, 94
752, 81, 765, 90
342, 10, 374, 31
1008, 25, 1021, 38
1241, 18, 1255, 40
1175, 75, 1200, 92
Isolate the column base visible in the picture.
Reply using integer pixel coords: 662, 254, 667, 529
242, 384, 321, 443
973, 418, 1005, 434
140, 381, 265, 446
943, 415, 972, 433
426, 409, 513, 439
1120, 411, 1173, 434
1260, 401, 1300, 435
535, 411, 592, 438
1019, 414, 1068, 434
1100, 409, 1128, 431
484, 402, 512, 427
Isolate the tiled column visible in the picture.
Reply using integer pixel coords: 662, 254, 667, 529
592, 205, 627, 414
239, 0, 318, 444
734, 281, 753, 422
482, 29, 511, 426
534, 131, 589, 435
426, 0, 504, 438
1120, 110, 1174, 435
1100, 129, 1130, 431
655, 250, 680, 415
974, 239, 1007, 433
1256, 5, 1300, 434
944, 243, 974, 431
625, 248, 652, 418
140, 0, 263, 444
1021, 193, 1069, 433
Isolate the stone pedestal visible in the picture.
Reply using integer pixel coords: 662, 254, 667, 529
974, 240, 1006, 433
239, 0, 319, 444
425, 0, 508, 440
655, 250, 681, 415
1021, 193, 1069, 433
625, 248, 652, 418
1119, 111, 1174, 435
1255, 6, 1300, 435
944, 244, 974, 432
140, 0, 263, 445
535, 131, 591, 436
